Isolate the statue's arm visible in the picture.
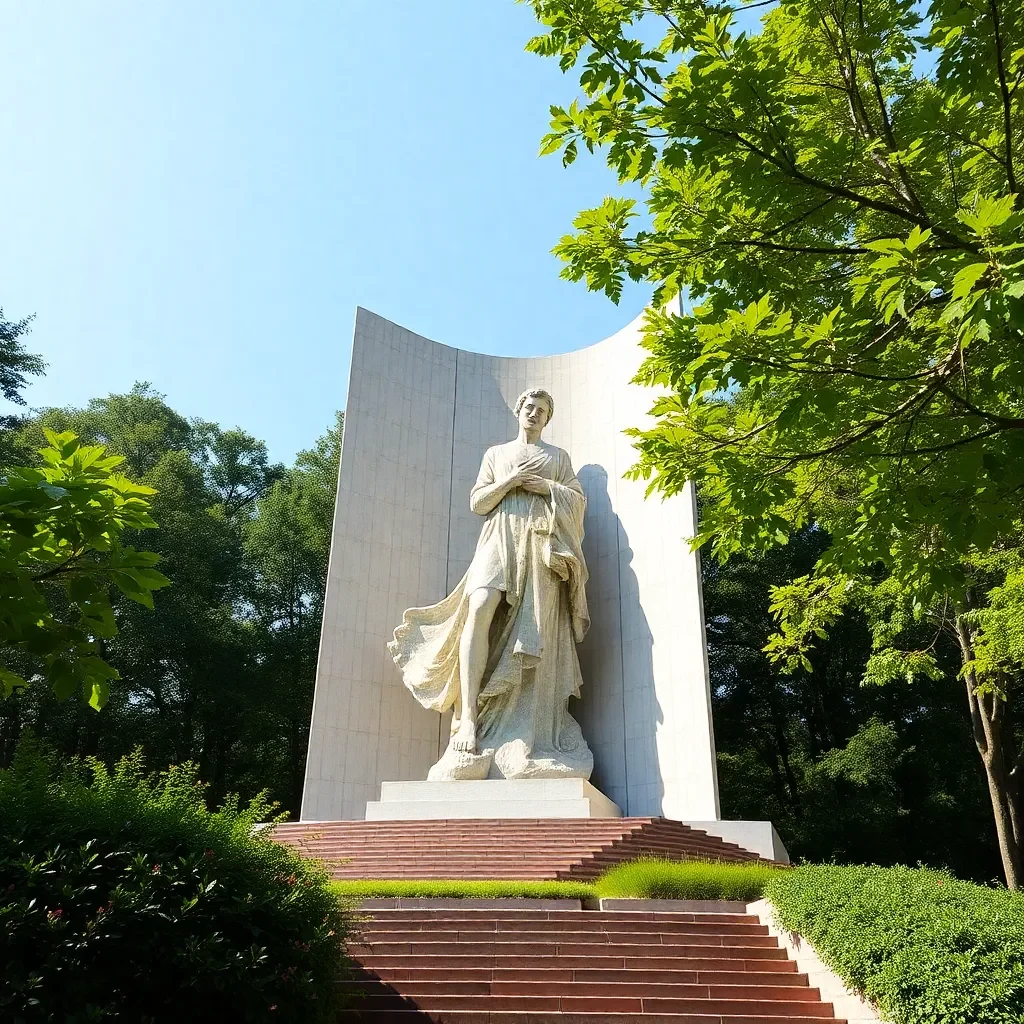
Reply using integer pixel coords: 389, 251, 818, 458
554, 450, 585, 497
469, 450, 521, 516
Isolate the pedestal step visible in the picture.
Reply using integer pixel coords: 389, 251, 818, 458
365, 779, 622, 820
272, 817, 773, 880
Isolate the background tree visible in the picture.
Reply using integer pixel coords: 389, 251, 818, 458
0, 308, 44, 411
705, 529, 999, 878
525, 0, 1024, 882
0, 386, 341, 816
0, 306, 45, 465
242, 412, 342, 812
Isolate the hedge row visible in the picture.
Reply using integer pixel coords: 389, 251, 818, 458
765, 864, 1024, 1024
1, 744, 351, 1023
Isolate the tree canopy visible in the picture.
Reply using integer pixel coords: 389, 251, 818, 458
525, 0, 1024, 884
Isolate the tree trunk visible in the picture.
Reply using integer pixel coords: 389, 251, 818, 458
769, 696, 802, 813
955, 614, 1022, 889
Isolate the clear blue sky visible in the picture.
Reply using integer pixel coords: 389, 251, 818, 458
0, 1, 652, 463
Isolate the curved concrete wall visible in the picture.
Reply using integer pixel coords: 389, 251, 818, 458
301, 307, 720, 822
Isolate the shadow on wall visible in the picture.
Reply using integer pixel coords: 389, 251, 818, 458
576, 464, 663, 816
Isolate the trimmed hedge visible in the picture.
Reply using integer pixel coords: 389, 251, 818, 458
330, 879, 594, 899
766, 864, 1024, 1024
594, 857, 784, 901
0, 744, 351, 1023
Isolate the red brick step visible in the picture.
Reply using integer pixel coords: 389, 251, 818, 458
274, 817, 773, 881
342, 907, 846, 1022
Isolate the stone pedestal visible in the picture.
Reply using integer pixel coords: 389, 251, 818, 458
364, 779, 622, 820
685, 821, 789, 863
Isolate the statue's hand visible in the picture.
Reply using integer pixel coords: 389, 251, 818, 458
519, 475, 551, 495
513, 452, 546, 475
507, 467, 534, 488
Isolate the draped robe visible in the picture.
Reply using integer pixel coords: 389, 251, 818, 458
388, 439, 593, 780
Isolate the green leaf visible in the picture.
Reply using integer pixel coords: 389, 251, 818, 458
68, 576, 100, 604
951, 262, 989, 300
87, 678, 110, 711
48, 659, 79, 701
958, 194, 1017, 234
0, 667, 28, 697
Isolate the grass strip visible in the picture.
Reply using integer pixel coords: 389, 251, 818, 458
594, 857, 784, 901
330, 858, 784, 901
330, 879, 595, 899
766, 864, 1024, 1024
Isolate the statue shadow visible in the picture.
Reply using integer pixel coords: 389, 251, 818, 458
576, 464, 662, 816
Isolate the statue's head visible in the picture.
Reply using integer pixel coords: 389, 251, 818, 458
514, 389, 554, 431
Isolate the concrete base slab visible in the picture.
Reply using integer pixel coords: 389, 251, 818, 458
364, 778, 622, 820
585, 897, 750, 913
684, 820, 790, 862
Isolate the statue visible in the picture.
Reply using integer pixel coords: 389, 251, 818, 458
388, 389, 593, 781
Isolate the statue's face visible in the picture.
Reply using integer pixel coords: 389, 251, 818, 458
518, 395, 551, 432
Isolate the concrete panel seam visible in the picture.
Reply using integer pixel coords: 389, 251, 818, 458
439, 348, 460, 758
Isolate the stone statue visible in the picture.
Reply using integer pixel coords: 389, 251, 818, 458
388, 388, 593, 781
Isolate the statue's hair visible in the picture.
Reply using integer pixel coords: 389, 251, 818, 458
514, 388, 554, 424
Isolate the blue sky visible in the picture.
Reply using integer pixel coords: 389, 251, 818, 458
0, 2, 655, 463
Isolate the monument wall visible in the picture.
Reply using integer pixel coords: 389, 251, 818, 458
301, 307, 721, 822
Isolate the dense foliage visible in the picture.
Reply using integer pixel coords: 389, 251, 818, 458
0, 320, 166, 708
525, 0, 1024, 884
0, 743, 351, 1024
0, 429, 168, 706
766, 863, 1024, 1024
0, 386, 341, 816
593, 857, 782, 901
704, 528, 1001, 878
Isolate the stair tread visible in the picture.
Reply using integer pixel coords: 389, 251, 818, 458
336, 901, 837, 1021
273, 816, 772, 886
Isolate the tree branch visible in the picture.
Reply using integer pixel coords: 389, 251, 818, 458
31, 549, 87, 582
693, 119, 979, 250
988, 0, 1019, 195
937, 384, 1024, 429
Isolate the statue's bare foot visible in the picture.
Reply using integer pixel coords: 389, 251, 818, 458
451, 720, 477, 753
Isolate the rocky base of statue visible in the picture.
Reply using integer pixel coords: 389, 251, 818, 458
430, 733, 598, 778
428, 700, 598, 778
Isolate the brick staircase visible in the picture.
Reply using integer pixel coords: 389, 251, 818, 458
272, 818, 768, 880
343, 905, 845, 1022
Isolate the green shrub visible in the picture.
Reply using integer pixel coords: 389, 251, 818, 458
766, 864, 1024, 1024
594, 857, 784, 901
330, 878, 594, 899
0, 743, 351, 1023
